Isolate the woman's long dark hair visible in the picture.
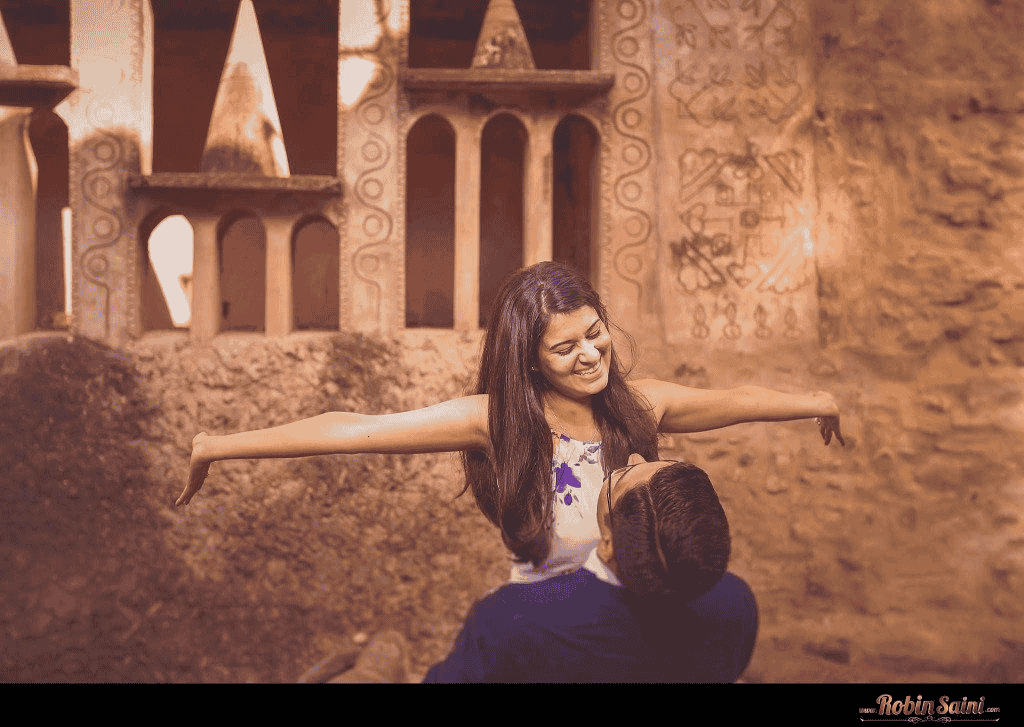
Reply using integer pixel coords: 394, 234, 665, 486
460, 262, 659, 566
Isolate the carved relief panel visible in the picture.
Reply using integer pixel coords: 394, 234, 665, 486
339, 1, 405, 333
66, 0, 149, 346
653, 0, 816, 348
596, 0, 661, 334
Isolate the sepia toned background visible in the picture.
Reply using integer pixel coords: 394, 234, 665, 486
1, 0, 1021, 682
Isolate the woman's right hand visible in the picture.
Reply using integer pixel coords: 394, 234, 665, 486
176, 432, 212, 507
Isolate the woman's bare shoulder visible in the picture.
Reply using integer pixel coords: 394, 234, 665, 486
359, 394, 490, 453
434, 394, 489, 447
627, 379, 668, 420
464, 394, 489, 424
459, 393, 491, 448
627, 378, 666, 398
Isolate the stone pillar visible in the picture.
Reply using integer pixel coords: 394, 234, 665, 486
190, 215, 219, 341
339, 0, 403, 332
0, 108, 36, 339
264, 215, 294, 336
523, 118, 555, 267
65, 0, 149, 346
596, 0, 660, 336
454, 123, 482, 331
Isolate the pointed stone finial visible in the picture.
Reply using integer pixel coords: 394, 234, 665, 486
202, 0, 289, 176
471, 0, 535, 70
0, 10, 19, 70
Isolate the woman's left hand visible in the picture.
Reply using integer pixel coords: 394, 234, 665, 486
816, 415, 845, 447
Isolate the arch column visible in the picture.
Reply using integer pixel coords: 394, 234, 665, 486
523, 117, 556, 267
0, 108, 36, 339
454, 122, 481, 331
264, 214, 294, 336
68, 0, 147, 346
189, 214, 219, 341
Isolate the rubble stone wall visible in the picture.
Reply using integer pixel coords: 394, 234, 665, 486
634, 0, 1024, 682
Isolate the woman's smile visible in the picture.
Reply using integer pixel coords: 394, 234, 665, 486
574, 361, 602, 378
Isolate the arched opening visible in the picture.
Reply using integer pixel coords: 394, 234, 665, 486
152, 0, 337, 174
292, 216, 339, 330
408, 0, 591, 70
28, 110, 68, 330
405, 114, 455, 328
141, 212, 193, 331
151, 2, 232, 172
253, 1, 338, 175
219, 213, 266, 332
1, 0, 70, 66
553, 115, 598, 282
479, 114, 526, 329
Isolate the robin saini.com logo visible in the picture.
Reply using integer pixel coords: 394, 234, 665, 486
859, 694, 1000, 721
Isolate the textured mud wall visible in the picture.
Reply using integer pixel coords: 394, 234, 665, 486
1, 332, 507, 683
806, 0, 1024, 681
630, 0, 1024, 682
4, 0, 1023, 685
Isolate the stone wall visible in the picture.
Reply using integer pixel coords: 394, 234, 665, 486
635, 341, 1023, 682
7, 319, 1022, 682
1, 331, 508, 683
4, 0, 1024, 684
135, 329, 508, 682
627, 0, 1024, 682
650, 0, 819, 350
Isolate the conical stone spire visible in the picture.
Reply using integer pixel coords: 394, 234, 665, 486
471, 0, 535, 70
201, 0, 289, 176
0, 10, 19, 70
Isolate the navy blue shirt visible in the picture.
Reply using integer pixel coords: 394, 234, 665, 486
424, 569, 758, 683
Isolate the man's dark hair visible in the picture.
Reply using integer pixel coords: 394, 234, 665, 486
610, 462, 730, 603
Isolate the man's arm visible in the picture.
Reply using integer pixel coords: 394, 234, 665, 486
422, 587, 544, 683
422, 601, 494, 683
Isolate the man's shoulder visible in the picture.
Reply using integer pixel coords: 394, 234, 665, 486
473, 569, 616, 620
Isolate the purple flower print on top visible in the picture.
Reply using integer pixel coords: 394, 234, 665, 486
582, 443, 601, 465
554, 462, 582, 506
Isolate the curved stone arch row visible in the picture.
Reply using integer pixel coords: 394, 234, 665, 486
136, 205, 341, 337
401, 108, 602, 330
1, 108, 72, 341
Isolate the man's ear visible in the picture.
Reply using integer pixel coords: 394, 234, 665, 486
596, 533, 615, 568
597, 512, 615, 562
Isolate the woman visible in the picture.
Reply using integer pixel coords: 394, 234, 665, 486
177, 262, 843, 582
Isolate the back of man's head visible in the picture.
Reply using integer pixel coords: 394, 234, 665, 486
610, 461, 730, 602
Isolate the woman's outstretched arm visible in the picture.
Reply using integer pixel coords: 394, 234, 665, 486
634, 380, 844, 444
175, 395, 489, 507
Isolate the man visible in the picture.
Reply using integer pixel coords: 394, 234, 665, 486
310, 456, 758, 683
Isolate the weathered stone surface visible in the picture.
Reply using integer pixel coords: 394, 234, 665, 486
5, 0, 1024, 687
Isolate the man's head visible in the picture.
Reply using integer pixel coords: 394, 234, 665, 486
597, 455, 730, 602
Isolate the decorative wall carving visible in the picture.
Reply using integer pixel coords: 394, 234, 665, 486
598, 0, 659, 330
346, 53, 398, 332
69, 0, 147, 346
77, 122, 125, 343
655, 0, 816, 348
667, 0, 802, 128
669, 145, 813, 296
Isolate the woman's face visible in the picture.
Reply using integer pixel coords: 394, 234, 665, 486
536, 306, 612, 402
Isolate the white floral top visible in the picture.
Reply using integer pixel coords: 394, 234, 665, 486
508, 432, 606, 583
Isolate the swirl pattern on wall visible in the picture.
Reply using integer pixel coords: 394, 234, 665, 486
609, 0, 654, 299
79, 100, 126, 341
351, 58, 395, 328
